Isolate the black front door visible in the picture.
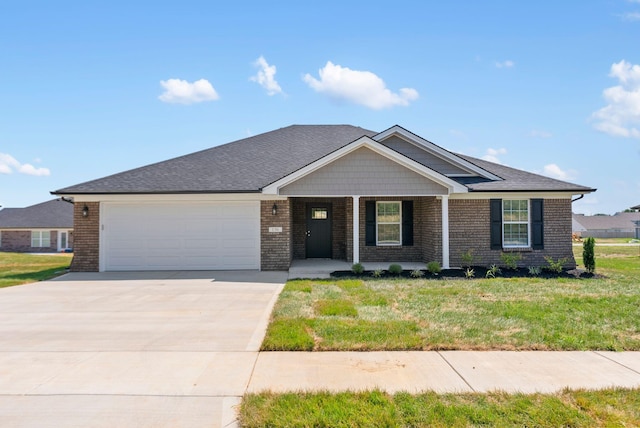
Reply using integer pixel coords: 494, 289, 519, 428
306, 203, 332, 258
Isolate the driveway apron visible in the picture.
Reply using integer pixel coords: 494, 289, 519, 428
0, 271, 286, 428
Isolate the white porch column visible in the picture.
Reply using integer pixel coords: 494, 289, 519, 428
441, 195, 450, 269
352, 196, 360, 264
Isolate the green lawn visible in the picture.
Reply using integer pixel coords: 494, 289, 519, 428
0, 252, 73, 288
247, 245, 640, 427
240, 388, 640, 427
262, 244, 640, 351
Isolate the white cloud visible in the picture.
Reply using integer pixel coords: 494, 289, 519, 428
303, 61, 419, 109
620, 11, 640, 20
158, 78, 219, 104
528, 129, 552, 138
0, 153, 50, 176
495, 60, 515, 68
542, 163, 577, 181
481, 147, 507, 164
250, 56, 282, 96
591, 60, 640, 138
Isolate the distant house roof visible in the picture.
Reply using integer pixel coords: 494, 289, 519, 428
0, 199, 73, 229
632, 204, 640, 210
52, 125, 596, 196
572, 212, 640, 231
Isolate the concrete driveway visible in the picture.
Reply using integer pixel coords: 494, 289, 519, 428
0, 271, 287, 428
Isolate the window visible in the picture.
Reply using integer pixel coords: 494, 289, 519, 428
376, 202, 401, 245
31, 231, 50, 248
311, 208, 328, 220
366, 201, 413, 247
502, 200, 529, 247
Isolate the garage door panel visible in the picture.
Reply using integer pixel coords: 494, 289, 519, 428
103, 202, 260, 271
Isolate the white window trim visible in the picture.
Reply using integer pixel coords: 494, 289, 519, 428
31, 230, 51, 248
502, 199, 530, 248
58, 230, 72, 251
376, 201, 402, 246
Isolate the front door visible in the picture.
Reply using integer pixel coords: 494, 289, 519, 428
306, 203, 332, 258
58, 231, 69, 251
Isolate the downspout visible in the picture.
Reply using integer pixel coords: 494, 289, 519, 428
571, 194, 584, 203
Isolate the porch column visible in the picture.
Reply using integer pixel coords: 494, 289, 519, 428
352, 195, 360, 264
441, 195, 450, 269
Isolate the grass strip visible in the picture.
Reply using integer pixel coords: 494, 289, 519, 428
240, 388, 640, 427
0, 253, 73, 288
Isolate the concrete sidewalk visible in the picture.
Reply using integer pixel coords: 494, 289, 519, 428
247, 351, 640, 394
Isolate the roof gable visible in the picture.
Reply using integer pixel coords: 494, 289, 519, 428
263, 136, 468, 195
374, 125, 502, 180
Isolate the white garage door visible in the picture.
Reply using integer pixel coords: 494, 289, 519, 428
102, 202, 260, 271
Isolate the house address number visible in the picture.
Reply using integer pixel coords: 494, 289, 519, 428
269, 227, 283, 233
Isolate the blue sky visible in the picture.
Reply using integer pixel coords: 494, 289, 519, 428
1, 1, 639, 214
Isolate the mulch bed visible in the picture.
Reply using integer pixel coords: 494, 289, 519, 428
331, 267, 597, 280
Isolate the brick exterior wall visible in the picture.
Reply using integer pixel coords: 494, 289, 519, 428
449, 198, 576, 269
0, 230, 65, 253
70, 202, 100, 272
291, 198, 347, 260
422, 197, 442, 264
260, 200, 291, 270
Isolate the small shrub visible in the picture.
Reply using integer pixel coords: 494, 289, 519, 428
485, 264, 502, 278
544, 256, 568, 274
460, 249, 476, 268
410, 269, 424, 278
426, 261, 441, 275
528, 266, 542, 277
388, 264, 403, 275
464, 267, 475, 279
371, 269, 383, 278
583, 237, 596, 273
500, 252, 522, 270
351, 263, 364, 275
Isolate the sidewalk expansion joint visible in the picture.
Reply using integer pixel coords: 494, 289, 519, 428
593, 351, 640, 376
436, 351, 476, 392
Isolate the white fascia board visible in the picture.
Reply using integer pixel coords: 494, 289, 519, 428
450, 192, 576, 200
59, 193, 286, 203
261, 136, 468, 195
373, 126, 502, 181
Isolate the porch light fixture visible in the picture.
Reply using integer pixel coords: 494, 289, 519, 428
272, 203, 278, 216
82, 205, 89, 217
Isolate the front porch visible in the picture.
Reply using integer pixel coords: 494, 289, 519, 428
287, 259, 428, 280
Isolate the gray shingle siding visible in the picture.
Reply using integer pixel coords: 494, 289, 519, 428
280, 147, 448, 196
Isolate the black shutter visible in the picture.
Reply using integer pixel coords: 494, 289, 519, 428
365, 201, 376, 246
402, 200, 414, 246
490, 199, 502, 250
531, 199, 544, 250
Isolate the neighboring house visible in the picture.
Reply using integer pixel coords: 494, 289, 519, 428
0, 199, 74, 253
573, 212, 640, 239
631, 204, 640, 211
52, 125, 596, 272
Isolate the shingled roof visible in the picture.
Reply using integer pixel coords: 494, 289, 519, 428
0, 199, 73, 229
52, 125, 595, 195
54, 125, 375, 194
